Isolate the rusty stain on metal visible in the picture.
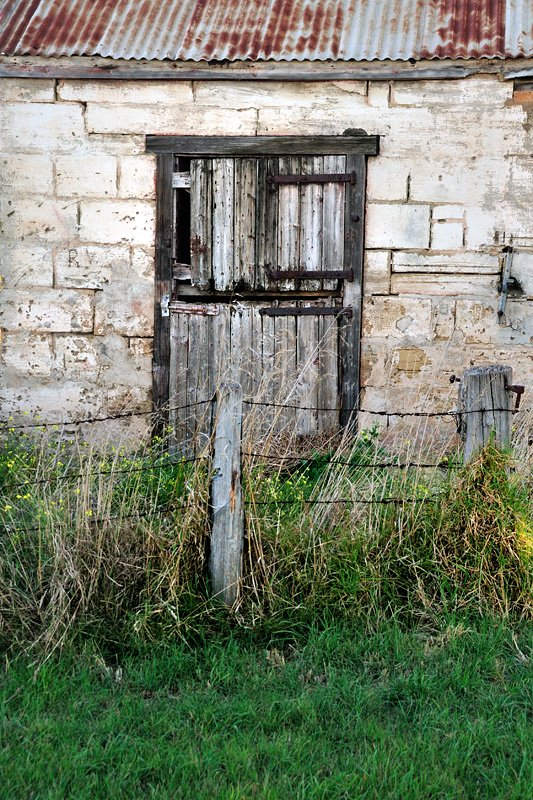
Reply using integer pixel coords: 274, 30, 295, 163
0, 0, 532, 62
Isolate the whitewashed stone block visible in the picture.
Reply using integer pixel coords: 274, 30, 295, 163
54, 335, 99, 376
362, 297, 432, 340
0, 245, 54, 288
86, 134, 147, 156
367, 82, 390, 108
391, 274, 498, 296
58, 80, 193, 104
56, 155, 117, 197
456, 299, 533, 344
511, 253, 533, 297
131, 248, 155, 278
392, 79, 511, 107
2, 333, 53, 376
79, 201, 155, 246
195, 81, 365, 108
119, 156, 156, 199
55, 246, 131, 289
0, 290, 93, 332
366, 204, 430, 249
0, 199, 78, 243
93, 282, 153, 337
2, 154, 54, 195
363, 251, 390, 295
432, 205, 463, 221
0, 383, 105, 423
432, 300, 456, 340
1, 104, 85, 152
367, 158, 409, 201
87, 104, 257, 135
409, 157, 507, 205
129, 337, 153, 356
431, 221, 464, 250
1, 79, 55, 102
464, 208, 499, 249
392, 252, 499, 273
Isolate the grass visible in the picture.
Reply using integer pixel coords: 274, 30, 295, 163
2, 412, 533, 797
2, 618, 533, 799
1, 417, 533, 651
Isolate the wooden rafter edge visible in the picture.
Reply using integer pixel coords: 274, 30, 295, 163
1, 54, 532, 81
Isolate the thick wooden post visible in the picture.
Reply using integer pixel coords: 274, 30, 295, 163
209, 382, 244, 606
458, 365, 513, 462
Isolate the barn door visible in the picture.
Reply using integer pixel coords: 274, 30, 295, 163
167, 150, 366, 446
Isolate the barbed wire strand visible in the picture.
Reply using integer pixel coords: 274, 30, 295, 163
243, 452, 453, 469
247, 495, 442, 507
1, 455, 206, 492
0, 397, 214, 430
1, 396, 522, 431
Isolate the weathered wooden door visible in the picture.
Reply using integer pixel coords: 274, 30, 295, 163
146, 136, 379, 445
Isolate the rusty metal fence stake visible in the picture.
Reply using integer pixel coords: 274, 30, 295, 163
209, 382, 244, 606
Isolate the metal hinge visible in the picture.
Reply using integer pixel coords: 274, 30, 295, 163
170, 302, 220, 316
161, 294, 170, 317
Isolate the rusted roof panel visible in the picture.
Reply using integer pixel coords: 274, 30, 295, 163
0, 0, 532, 62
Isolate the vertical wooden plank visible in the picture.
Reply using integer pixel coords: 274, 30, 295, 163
234, 158, 257, 289
299, 156, 322, 292
272, 302, 297, 434
169, 312, 189, 452
209, 304, 230, 401
190, 158, 212, 290
256, 156, 279, 291
259, 305, 276, 433
277, 157, 300, 292
295, 304, 319, 435
187, 313, 210, 447
459, 365, 513, 462
318, 314, 339, 432
322, 154, 346, 291
212, 158, 235, 291
340, 154, 365, 431
210, 381, 244, 606
153, 153, 174, 436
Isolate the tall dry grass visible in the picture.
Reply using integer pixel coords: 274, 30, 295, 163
1, 384, 532, 656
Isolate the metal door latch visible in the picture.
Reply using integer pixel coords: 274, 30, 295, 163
507, 384, 525, 410
161, 294, 170, 317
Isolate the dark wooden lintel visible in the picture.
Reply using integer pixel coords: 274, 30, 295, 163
146, 135, 379, 156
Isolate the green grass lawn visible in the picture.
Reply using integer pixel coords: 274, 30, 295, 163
2, 619, 533, 800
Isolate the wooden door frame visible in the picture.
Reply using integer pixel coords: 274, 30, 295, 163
146, 134, 380, 433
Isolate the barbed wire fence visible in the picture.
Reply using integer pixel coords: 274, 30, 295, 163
0, 364, 526, 600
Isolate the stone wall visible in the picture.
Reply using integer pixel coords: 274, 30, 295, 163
1, 74, 532, 424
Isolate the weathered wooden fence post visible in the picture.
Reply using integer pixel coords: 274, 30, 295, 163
209, 381, 244, 606
458, 365, 513, 462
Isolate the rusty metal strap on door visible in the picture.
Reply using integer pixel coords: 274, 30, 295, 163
267, 268, 353, 280
169, 302, 220, 316
266, 173, 356, 185
259, 307, 352, 318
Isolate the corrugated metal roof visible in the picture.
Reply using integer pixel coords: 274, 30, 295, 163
0, 0, 531, 62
